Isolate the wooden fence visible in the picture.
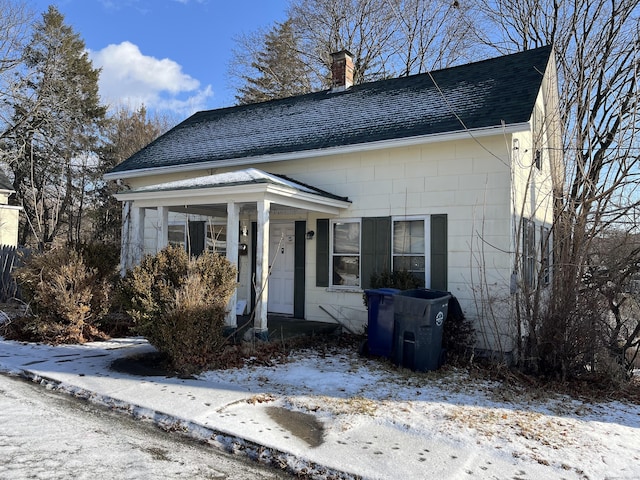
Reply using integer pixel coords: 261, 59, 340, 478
0, 245, 29, 302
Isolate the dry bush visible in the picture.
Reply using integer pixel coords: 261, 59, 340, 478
149, 274, 227, 376
8, 246, 112, 344
120, 245, 237, 375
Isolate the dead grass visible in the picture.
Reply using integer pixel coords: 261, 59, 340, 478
286, 395, 379, 417
444, 405, 578, 449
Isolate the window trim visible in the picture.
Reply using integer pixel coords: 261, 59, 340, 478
391, 215, 431, 287
329, 218, 362, 289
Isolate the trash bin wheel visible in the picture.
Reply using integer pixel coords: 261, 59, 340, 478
359, 339, 369, 356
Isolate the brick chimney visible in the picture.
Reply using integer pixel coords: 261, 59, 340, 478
330, 50, 354, 92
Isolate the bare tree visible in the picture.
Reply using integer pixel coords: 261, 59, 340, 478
91, 105, 171, 245
0, 0, 33, 142
470, 0, 640, 378
290, 0, 397, 86
387, 0, 475, 75
229, 0, 476, 99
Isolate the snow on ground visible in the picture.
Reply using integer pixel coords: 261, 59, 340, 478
1, 336, 639, 479
203, 350, 640, 478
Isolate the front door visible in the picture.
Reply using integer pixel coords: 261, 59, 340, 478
268, 222, 295, 314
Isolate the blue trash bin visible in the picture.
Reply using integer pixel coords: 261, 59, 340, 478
364, 288, 401, 357
392, 289, 451, 371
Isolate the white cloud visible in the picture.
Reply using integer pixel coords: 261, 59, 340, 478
89, 41, 213, 116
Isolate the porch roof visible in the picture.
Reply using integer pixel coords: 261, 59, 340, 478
114, 168, 351, 215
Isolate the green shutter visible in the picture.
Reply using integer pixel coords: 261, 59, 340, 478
361, 217, 391, 289
250, 222, 257, 313
316, 219, 329, 287
430, 214, 448, 290
294, 221, 306, 318
188, 221, 205, 256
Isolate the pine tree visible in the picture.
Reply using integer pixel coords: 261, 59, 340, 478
235, 19, 312, 105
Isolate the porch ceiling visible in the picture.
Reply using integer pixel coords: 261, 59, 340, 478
114, 168, 351, 215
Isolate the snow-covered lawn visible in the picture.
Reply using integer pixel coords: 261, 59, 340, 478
0, 330, 639, 479
203, 348, 640, 479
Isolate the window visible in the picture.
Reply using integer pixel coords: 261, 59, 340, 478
540, 226, 551, 286
206, 224, 227, 256
522, 218, 536, 288
168, 223, 186, 248
393, 219, 426, 280
331, 220, 360, 287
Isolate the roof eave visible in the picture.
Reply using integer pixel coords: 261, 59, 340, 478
0, 204, 21, 211
104, 122, 530, 181
114, 182, 352, 215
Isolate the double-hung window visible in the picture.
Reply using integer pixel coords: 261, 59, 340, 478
330, 219, 361, 287
393, 218, 426, 282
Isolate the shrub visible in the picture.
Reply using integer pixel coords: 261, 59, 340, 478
442, 296, 476, 365
9, 245, 112, 344
369, 269, 425, 290
78, 241, 121, 283
76, 242, 136, 337
363, 270, 424, 308
120, 245, 237, 375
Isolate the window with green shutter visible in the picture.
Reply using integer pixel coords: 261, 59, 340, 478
430, 214, 448, 290
316, 219, 329, 287
316, 215, 447, 291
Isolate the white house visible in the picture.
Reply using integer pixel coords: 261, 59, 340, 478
0, 171, 20, 248
104, 46, 563, 355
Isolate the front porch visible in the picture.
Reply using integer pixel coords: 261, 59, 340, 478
234, 314, 343, 341
115, 168, 352, 338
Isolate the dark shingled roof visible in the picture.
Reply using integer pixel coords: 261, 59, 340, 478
109, 46, 552, 176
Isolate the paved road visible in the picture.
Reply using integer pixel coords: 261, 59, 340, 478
0, 373, 293, 479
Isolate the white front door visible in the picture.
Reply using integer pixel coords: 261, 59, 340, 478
267, 223, 295, 315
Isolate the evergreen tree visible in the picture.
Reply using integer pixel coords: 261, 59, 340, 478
235, 19, 312, 105
4, 6, 107, 248
92, 105, 170, 245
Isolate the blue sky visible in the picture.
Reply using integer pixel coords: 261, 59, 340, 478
29, 0, 289, 117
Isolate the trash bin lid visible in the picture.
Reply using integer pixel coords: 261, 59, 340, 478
395, 288, 451, 301
365, 288, 402, 297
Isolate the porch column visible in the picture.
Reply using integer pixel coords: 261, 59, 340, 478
130, 205, 146, 267
254, 199, 270, 339
120, 201, 131, 276
157, 206, 169, 251
225, 201, 240, 328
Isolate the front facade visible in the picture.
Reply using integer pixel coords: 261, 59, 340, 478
106, 47, 563, 355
